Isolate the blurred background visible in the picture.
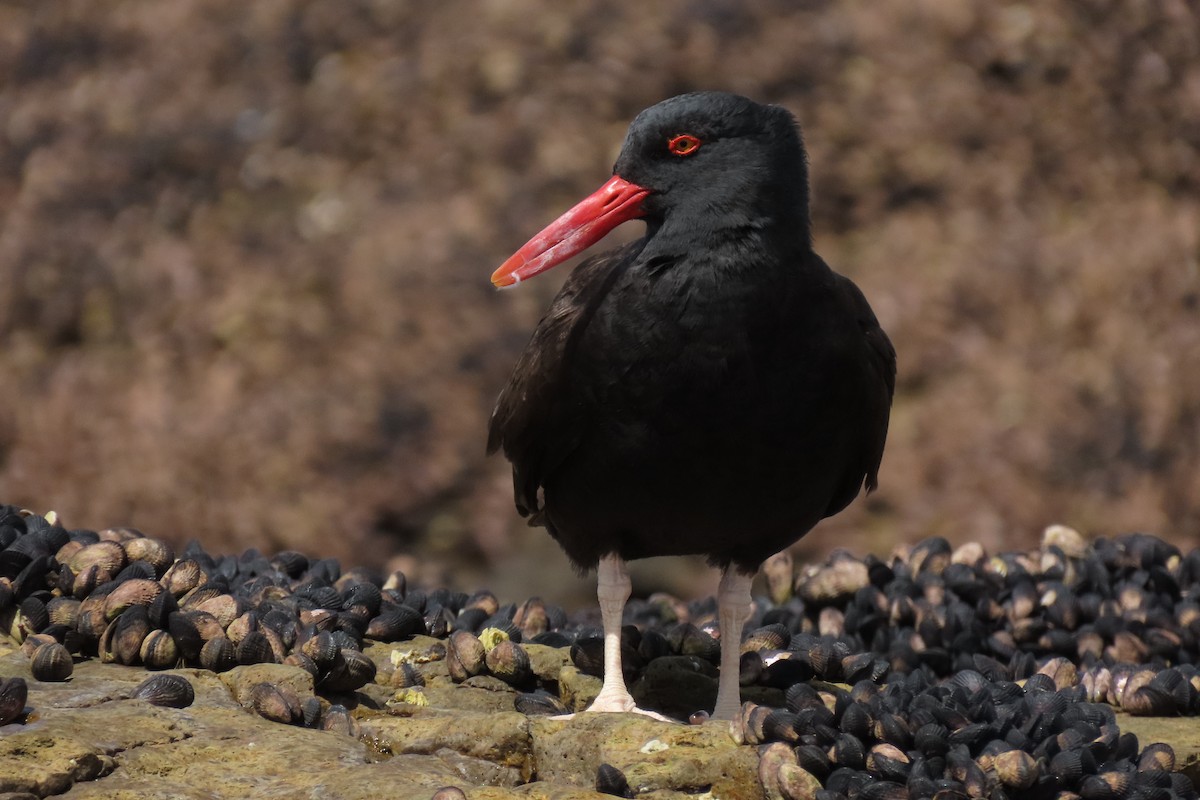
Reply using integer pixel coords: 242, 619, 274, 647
1, 0, 1197, 607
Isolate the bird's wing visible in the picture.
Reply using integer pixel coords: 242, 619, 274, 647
834, 272, 896, 492
487, 240, 643, 521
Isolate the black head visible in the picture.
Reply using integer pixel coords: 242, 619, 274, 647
613, 92, 811, 246
491, 92, 812, 288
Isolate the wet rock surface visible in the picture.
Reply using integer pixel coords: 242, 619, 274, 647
3, 505, 1200, 798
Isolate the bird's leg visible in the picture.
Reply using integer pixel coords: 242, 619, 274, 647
585, 553, 638, 712
574, 554, 674, 721
712, 566, 753, 721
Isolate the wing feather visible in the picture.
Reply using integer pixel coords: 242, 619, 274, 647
834, 273, 896, 493
487, 241, 644, 521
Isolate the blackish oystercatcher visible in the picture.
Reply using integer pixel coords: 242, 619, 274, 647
488, 92, 895, 721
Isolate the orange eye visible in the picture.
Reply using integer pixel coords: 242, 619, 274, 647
667, 134, 702, 157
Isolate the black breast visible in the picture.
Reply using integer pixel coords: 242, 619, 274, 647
488, 244, 895, 572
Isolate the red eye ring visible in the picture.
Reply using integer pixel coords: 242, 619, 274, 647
667, 134, 702, 157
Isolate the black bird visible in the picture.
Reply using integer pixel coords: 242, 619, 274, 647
488, 92, 895, 720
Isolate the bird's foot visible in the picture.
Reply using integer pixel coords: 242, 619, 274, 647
548, 689, 676, 722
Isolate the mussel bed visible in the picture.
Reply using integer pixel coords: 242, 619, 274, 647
2, 505, 1198, 800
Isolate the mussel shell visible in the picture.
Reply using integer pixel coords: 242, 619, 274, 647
166, 612, 204, 662
140, 629, 180, 670
1037, 656, 1078, 691
447, 630, 487, 682
454, 606, 487, 633
595, 762, 633, 799
364, 605, 425, 641
1023, 672, 1058, 694
391, 662, 425, 689
635, 628, 672, 662
513, 597, 549, 639
96, 526, 141, 543
758, 741, 799, 800
785, 682, 825, 713
670, 623, 720, 662
302, 584, 343, 611
259, 607, 299, 644
270, 550, 309, 578
103, 578, 165, 621
247, 681, 302, 724
120, 536, 175, 576
1147, 667, 1192, 706
31, 642, 74, 682
514, 691, 567, 716
842, 652, 889, 684
236, 630, 277, 666
300, 630, 341, 669
225, 610, 259, 644
779, 763, 824, 800
283, 651, 321, 678
111, 605, 153, 665
805, 639, 849, 680
948, 722, 994, 751
424, 605, 455, 639
328, 627, 361, 653
319, 648, 377, 692
8, 596, 49, 640
11, 550, 51, 596
994, 749, 1039, 790
866, 744, 911, 782
320, 703, 362, 737
797, 558, 870, 603
68, 540, 127, 577
162, 559, 206, 597
857, 781, 908, 800
19, 632, 57, 659
46, 596, 81, 628
1137, 743, 1175, 772
914, 722, 951, 757
0, 676, 30, 724
260, 625, 289, 662
114, 560, 157, 582
1080, 771, 1134, 800
825, 765, 873, 797
839, 701, 873, 740
341, 581, 382, 618
751, 709, 797, 744
1170, 773, 1195, 798
199, 636, 238, 672
743, 623, 790, 653
301, 695, 324, 728
484, 640, 532, 686
795, 744, 833, 780
182, 609, 226, 643
68, 563, 99, 600
131, 674, 195, 708
143, 590, 179, 629
831, 733, 866, 771
1122, 686, 1178, 716
191, 593, 242, 628
732, 701, 766, 746
1049, 748, 1094, 782
761, 550, 795, 605
874, 712, 913, 751
76, 594, 110, 644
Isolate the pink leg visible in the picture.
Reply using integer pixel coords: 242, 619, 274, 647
581, 554, 672, 719
712, 566, 753, 721
585, 554, 638, 712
